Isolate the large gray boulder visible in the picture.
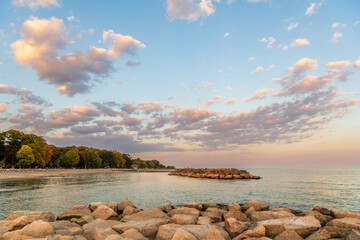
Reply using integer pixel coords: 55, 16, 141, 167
83, 219, 120, 240
58, 205, 92, 220
121, 207, 169, 222
259, 216, 321, 238
112, 218, 169, 239
250, 210, 295, 222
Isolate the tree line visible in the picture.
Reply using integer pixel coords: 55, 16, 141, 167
0, 130, 175, 169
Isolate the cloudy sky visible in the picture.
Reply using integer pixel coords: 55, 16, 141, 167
0, 0, 359, 167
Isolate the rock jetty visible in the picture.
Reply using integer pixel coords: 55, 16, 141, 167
169, 168, 261, 180
1, 200, 359, 240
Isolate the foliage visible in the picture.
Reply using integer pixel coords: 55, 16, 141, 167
58, 148, 80, 168
16, 145, 35, 167
85, 148, 102, 168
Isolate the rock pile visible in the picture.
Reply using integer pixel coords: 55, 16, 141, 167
169, 168, 261, 180
1, 199, 359, 240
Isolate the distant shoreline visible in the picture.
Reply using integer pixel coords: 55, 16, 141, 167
0, 168, 175, 181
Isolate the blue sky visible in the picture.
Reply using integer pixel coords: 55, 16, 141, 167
0, 0, 359, 167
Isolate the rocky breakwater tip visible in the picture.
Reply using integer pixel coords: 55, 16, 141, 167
2, 199, 359, 240
168, 168, 261, 180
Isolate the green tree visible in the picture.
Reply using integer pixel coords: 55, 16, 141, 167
85, 148, 102, 168
99, 150, 119, 168
16, 145, 35, 167
58, 148, 79, 168
123, 154, 133, 168
0, 130, 24, 166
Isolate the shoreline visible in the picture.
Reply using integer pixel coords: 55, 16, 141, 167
0, 168, 174, 181
1, 199, 359, 239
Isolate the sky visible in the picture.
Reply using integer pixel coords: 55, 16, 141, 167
0, 0, 359, 168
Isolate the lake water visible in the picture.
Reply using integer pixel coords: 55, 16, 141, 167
0, 168, 359, 220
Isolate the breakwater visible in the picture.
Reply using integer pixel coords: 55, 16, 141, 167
169, 168, 261, 179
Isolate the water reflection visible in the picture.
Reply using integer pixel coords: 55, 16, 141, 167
0, 168, 359, 219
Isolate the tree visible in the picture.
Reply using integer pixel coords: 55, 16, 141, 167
85, 148, 102, 168
16, 145, 35, 167
59, 148, 79, 168
123, 154, 133, 168
1, 130, 24, 167
99, 150, 119, 168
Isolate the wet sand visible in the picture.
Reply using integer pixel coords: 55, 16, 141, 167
0, 168, 174, 180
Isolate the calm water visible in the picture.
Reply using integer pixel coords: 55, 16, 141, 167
0, 169, 359, 220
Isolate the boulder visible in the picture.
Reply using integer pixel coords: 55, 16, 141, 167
263, 224, 286, 238
50, 235, 87, 240
250, 210, 295, 222
325, 217, 360, 236
168, 207, 200, 218
244, 206, 256, 217
242, 200, 269, 211
180, 224, 230, 240
205, 229, 225, 240
6, 211, 55, 222
170, 214, 197, 225
305, 228, 331, 240
171, 228, 196, 240
227, 203, 241, 212
76, 215, 95, 226
160, 204, 174, 213
121, 229, 148, 240
205, 207, 227, 214
345, 229, 360, 240
155, 224, 181, 240
117, 200, 135, 213
270, 206, 294, 213
121, 207, 169, 222
58, 205, 92, 220
94, 227, 119, 240
83, 219, 120, 240
259, 216, 321, 238
312, 206, 331, 216
122, 206, 141, 217
20, 220, 55, 238
92, 205, 119, 220
330, 209, 359, 219
50, 221, 83, 236
107, 202, 118, 212
182, 202, 202, 211
112, 218, 169, 239
202, 203, 217, 210
224, 218, 247, 238
197, 216, 212, 225
89, 202, 106, 212
273, 230, 303, 240
223, 211, 249, 222
104, 235, 125, 240
232, 224, 266, 240
0, 220, 11, 235
299, 211, 333, 226
201, 211, 223, 223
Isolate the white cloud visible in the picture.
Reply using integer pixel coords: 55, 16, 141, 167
332, 22, 346, 29
244, 89, 270, 102
12, 0, 59, 9
354, 20, 360, 26
224, 32, 230, 38
287, 58, 318, 73
0, 103, 7, 112
226, 86, 233, 91
252, 66, 264, 74
330, 32, 343, 43
248, 56, 255, 62
305, 2, 322, 16
67, 16, 75, 22
291, 38, 310, 47
167, 0, 219, 21
354, 58, 360, 69
287, 22, 299, 31
260, 37, 276, 48
200, 81, 212, 87
225, 97, 236, 104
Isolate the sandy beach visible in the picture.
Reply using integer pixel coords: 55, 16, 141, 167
0, 168, 174, 181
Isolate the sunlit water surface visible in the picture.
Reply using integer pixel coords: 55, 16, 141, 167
1, 169, 359, 219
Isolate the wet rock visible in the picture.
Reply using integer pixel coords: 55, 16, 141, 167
171, 228, 196, 240
205, 229, 225, 240
50, 221, 83, 236
89, 202, 106, 212
305, 228, 331, 240
121, 207, 170, 222
92, 205, 119, 220
170, 214, 197, 225
94, 227, 119, 240
58, 205, 92, 220
112, 218, 169, 239
259, 216, 321, 238
273, 230, 303, 240
160, 204, 174, 213
182, 202, 202, 211
121, 228, 148, 240
224, 217, 247, 238
242, 200, 269, 211
168, 207, 200, 218
122, 206, 141, 217
117, 200, 135, 213
232, 224, 266, 239
197, 216, 212, 225
83, 219, 120, 240
250, 210, 295, 222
